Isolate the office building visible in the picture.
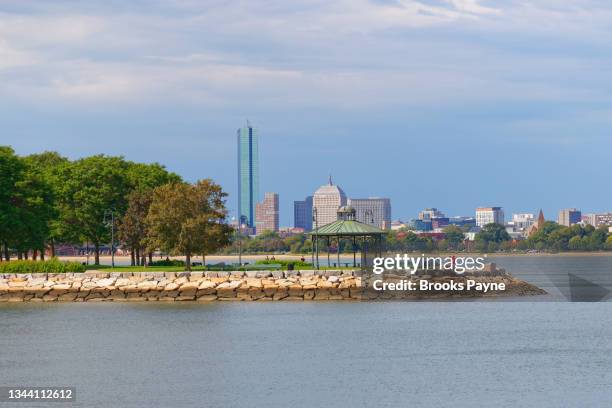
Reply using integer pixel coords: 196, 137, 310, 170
596, 213, 612, 227
312, 177, 347, 227
475, 207, 505, 227
255, 192, 279, 234
558, 208, 581, 227
448, 216, 476, 228
237, 123, 259, 227
294, 196, 313, 231
347, 198, 391, 229
418, 208, 445, 221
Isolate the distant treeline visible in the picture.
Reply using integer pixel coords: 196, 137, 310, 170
224, 223, 612, 254
0, 146, 231, 270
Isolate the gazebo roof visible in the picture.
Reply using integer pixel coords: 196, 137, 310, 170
309, 219, 385, 236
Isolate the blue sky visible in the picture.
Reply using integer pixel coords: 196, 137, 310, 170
1, 0, 611, 225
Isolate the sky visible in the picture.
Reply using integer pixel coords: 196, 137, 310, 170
1, 0, 611, 225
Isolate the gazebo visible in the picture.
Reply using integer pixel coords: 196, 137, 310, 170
309, 206, 386, 270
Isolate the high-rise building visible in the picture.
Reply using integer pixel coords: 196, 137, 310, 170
418, 208, 445, 221
347, 198, 391, 229
255, 192, 279, 234
294, 196, 313, 231
475, 207, 505, 227
312, 177, 347, 227
237, 123, 259, 227
558, 208, 581, 227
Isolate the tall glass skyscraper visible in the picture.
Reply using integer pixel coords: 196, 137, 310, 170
237, 123, 259, 228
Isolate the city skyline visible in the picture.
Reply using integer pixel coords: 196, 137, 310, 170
3, 1, 612, 225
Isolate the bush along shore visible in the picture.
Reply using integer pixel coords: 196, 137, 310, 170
0, 269, 545, 302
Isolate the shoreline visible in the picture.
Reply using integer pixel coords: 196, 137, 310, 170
49, 251, 612, 265
0, 270, 545, 302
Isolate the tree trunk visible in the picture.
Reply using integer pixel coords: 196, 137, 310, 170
202, 253, 206, 268
50, 239, 56, 258
17, 252, 23, 260
33, 250, 38, 260
142, 253, 147, 267
148, 252, 153, 264
94, 243, 100, 265
3, 243, 9, 261
40, 249, 45, 261
24, 251, 29, 260
131, 248, 136, 266
185, 253, 191, 271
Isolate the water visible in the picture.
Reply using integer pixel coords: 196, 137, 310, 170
2, 255, 612, 407
1, 302, 612, 407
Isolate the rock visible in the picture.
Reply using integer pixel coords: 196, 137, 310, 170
178, 281, 200, 292
196, 295, 218, 302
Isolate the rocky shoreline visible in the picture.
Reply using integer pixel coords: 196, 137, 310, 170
0, 270, 545, 302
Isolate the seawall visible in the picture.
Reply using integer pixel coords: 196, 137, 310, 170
0, 270, 545, 302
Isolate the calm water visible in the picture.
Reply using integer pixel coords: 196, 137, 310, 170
1, 255, 612, 407
1, 302, 612, 407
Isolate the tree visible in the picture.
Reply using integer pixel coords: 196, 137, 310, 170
21, 151, 69, 258
443, 225, 465, 249
146, 180, 231, 271
475, 223, 510, 252
118, 191, 152, 266
55, 155, 131, 264
0, 147, 24, 260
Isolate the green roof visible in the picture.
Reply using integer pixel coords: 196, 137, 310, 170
309, 220, 385, 236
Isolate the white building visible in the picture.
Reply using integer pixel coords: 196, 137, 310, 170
348, 198, 391, 229
476, 207, 505, 227
312, 177, 347, 227
511, 213, 535, 231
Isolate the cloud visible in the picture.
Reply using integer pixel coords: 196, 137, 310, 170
0, 0, 611, 112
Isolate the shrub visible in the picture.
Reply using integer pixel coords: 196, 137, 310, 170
0, 258, 86, 273
149, 259, 185, 267
255, 259, 312, 268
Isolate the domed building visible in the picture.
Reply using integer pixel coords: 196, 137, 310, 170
313, 176, 347, 227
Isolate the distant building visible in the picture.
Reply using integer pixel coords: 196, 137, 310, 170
558, 208, 581, 227
293, 196, 313, 231
312, 177, 347, 227
431, 217, 449, 230
391, 220, 408, 231
411, 219, 433, 231
596, 213, 612, 227
475, 207, 504, 227
512, 213, 535, 232
448, 216, 476, 228
347, 198, 391, 230
418, 208, 445, 221
528, 210, 546, 237
582, 214, 597, 227
255, 192, 279, 234
237, 123, 259, 228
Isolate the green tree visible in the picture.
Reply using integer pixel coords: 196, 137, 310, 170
55, 155, 131, 264
0, 147, 25, 260
22, 151, 69, 258
118, 191, 152, 266
443, 225, 465, 249
146, 180, 231, 270
474, 223, 510, 252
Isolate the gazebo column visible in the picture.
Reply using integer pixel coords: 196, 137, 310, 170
327, 237, 331, 268
352, 236, 356, 267
336, 236, 340, 268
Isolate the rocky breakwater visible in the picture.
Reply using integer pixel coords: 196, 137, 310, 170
0, 270, 545, 302
0, 271, 361, 302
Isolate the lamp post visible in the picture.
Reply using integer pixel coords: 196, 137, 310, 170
312, 207, 319, 269
104, 209, 115, 269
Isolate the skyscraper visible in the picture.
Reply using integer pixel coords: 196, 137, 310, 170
294, 196, 313, 231
348, 198, 391, 229
255, 192, 279, 234
313, 176, 347, 227
237, 123, 259, 228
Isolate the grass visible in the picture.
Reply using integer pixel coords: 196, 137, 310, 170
84, 264, 356, 272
